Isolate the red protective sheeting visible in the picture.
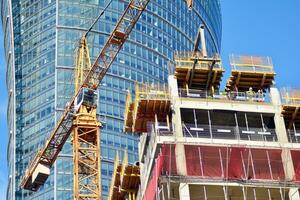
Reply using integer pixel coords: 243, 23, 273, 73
228, 148, 245, 179
291, 150, 300, 181
185, 145, 203, 176
143, 153, 164, 200
161, 144, 177, 175
184, 145, 285, 181
143, 144, 176, 200
268, 150, 285, 180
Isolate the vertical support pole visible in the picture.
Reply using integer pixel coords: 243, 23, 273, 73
245, 113, 249, 130
219, 148, 224, 178
179, 183, 190, 200
280, 187, 284, 200
200, 24, 207, 57
198, 147, 204, 176
242, 187, 247, 200
223, 186, 228, 200
268, 189, 272, 200
250, 149, 256, 179
260, 113, 266, 141
266, 150, 274, 180
253, 188, 257, 200
203, 186, 208, 200
193, 109, 198, 137
234, 112, 240, 140
208, 110, 213, 140
241, 151, 246, 179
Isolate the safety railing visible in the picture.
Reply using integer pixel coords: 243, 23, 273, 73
287, 129, 300, 143
171, 51, 223, 73
281, 88, 300, 105
230, 54, 274, 73
179, 88, 271, 103
182, 123, 277, 142
141, 122, 173, 183
174, 51, 220, 61
135, 84, 170, 101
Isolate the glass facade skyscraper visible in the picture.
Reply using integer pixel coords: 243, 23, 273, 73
1, 0, 221, 199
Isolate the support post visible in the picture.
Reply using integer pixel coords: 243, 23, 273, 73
179, 183, 190, 200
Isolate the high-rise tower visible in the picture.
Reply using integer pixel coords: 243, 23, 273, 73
1, 0, 222, 199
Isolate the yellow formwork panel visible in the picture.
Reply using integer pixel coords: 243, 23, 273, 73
227, 55, 276, 92
123, 84, 171, 134
173, 51, 224, 90
108, 152, 140, 200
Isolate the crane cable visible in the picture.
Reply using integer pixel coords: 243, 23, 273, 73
84, 0, 113, 38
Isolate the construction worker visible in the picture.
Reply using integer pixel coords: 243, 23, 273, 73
247, 87, 255, 101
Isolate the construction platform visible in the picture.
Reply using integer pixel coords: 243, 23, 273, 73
124, 84, 171, 133
226, 55, 275, 91
173, 51, 224, 90
109, 153, 140, 200
281, 88, 300, 130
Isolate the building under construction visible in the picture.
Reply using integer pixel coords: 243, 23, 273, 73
109, 51, 300, 199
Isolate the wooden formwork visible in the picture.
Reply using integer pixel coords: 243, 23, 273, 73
123, 84, 171, 134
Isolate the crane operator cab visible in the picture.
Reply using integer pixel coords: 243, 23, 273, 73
74, 87, 98, 113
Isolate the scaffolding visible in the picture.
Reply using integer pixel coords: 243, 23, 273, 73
123, 84, 171, 133
173, 51, 224, 90
141, 144, 296, 200
226, 55, 275, 92
178, 88, 270, 103
281, 88, 300, 133
108, 152, 140, 200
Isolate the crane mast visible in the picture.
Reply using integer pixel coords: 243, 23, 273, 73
20, 1, 150, 199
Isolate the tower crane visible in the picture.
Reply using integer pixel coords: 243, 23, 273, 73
20, 0, 150, 199
20, 0, 195, 198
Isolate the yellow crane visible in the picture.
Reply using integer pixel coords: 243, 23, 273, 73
20, 0, 194, 199
20, 0, 150, 199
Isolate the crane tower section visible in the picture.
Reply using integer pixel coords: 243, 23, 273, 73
21, 0, 150, 196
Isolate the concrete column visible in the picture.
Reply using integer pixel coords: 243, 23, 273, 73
169, 75, 187, 175
270, 88, 289, 143
175, 143, 187, 175
282, 149, 295, 180
289, 188, 300, 200
179, 183, 190, 200
271, 88, 300, 199
168, 75, 179, 98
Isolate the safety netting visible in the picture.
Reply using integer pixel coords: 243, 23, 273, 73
142, 144, 287, 200
142, 144, 176, 200
291, 150, 300, 181
184, 145, 285, 181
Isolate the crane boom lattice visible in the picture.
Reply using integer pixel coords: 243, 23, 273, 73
21, 0, 150, 195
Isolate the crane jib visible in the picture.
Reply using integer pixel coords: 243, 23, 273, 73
20, 0, 150, 191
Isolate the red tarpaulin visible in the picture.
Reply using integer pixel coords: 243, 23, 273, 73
291, 150, 300, 181
143, 144, 175, 200
184, 145, 285, 181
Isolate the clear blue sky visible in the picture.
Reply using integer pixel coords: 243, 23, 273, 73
0, 1, 299, 198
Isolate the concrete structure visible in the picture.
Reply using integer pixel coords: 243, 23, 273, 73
1, 0, 222, 199
119, 52, 300, 199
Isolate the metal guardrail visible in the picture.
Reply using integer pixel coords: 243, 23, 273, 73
136, 84, 170, 100
230, 54, 274, 73
141, 122, 173, 183
175, 61, 223, 70
281, 88, 300, 105
174, 51, 220, 61
287, 129, 300, 143
182, 123, 277, 142
171, 51, 223, 74
179, 88, 271, 103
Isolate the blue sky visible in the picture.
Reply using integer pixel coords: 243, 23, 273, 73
0, 0, 299, 198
